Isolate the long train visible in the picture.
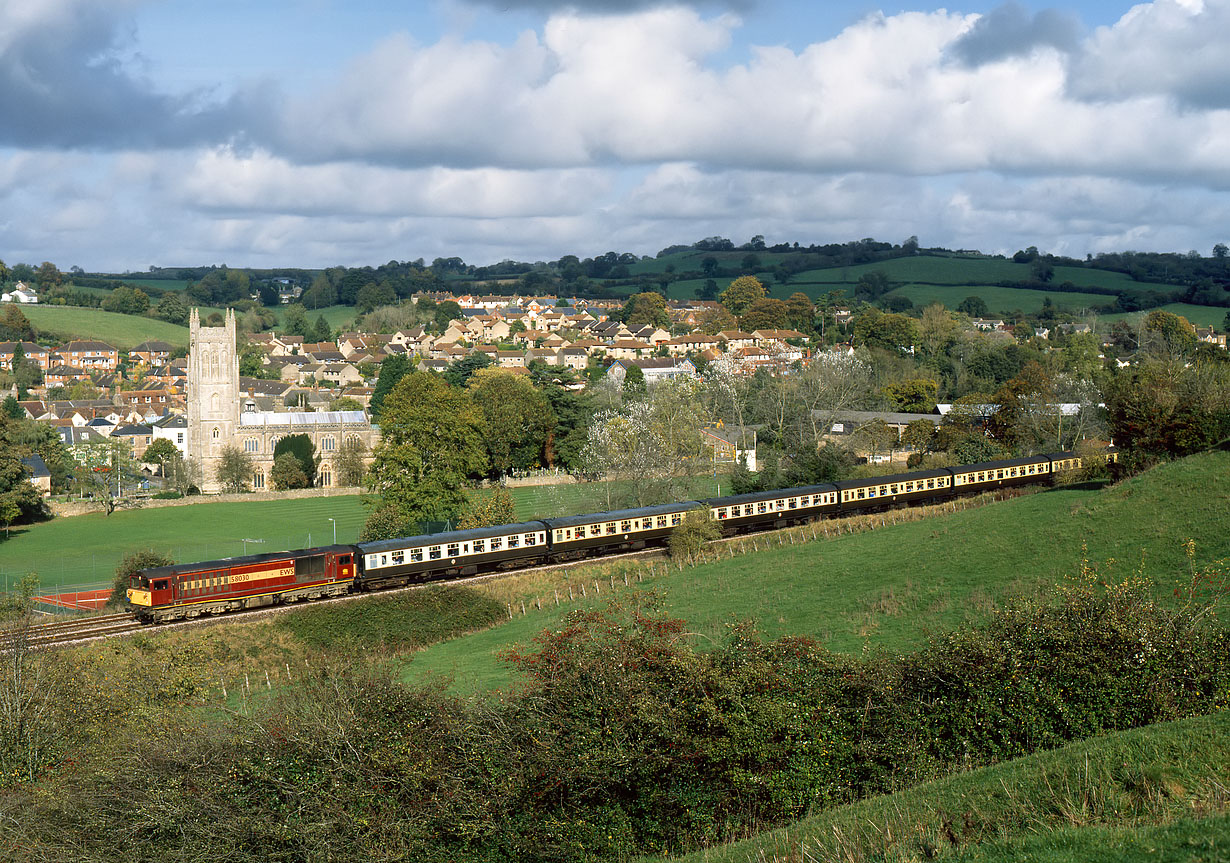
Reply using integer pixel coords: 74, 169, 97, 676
127, 450, 1102, 622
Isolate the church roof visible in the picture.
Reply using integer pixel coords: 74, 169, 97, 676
238, 410, 368, 427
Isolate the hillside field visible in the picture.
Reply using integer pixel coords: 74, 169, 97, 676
18, 305, 191, 348
407, 450, 1230, 693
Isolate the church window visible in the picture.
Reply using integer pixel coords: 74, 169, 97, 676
252, 471, 265, 490
244, 438, 258, 453
322, 436, 336, 452
212, 427, 220, 439
319, 467, 332, 486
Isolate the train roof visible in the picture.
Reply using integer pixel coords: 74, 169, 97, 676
139, 545, 355, 578
358, 521, 550, 554
951, 453, 1055, 473
542, 500, 702, 529
835, 468, 952, 490
702, 484, 837, 507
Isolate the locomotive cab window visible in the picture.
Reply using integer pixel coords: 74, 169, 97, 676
154, 579, 168, 591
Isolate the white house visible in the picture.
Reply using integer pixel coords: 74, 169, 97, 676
1, 282, 38, 304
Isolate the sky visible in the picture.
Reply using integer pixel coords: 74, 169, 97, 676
1, 0, 1228, 272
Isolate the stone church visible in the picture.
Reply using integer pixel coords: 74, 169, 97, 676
187, 309, 378, 493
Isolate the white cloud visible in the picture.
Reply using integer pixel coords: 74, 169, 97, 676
1069, 0, 1230, 108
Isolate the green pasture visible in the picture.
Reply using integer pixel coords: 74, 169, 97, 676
666, 710, 1230, 863
110, 277, 193, 292
1101, 302, 1230, 329
0, 495, 371, 593
19, 305, 191, 348
408, 450, 1230, 693
886, 283, 1111, 314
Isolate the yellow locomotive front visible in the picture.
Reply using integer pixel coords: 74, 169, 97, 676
127, 573, 152, 608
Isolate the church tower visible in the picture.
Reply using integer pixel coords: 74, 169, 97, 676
187, 308, 240, 493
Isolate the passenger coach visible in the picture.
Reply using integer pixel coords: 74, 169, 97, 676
357, 521, 550, 589
543, 502, 698, 558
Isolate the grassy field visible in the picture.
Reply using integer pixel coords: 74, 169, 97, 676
1101, 302, 1230, 329
886, 283, 1111, 314
664, 709, 1230, 863
20, 305, 191, 348
407, 451, 1230, 693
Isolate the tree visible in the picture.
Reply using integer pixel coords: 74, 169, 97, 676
1104, 360, 1230, 460
957, 296, 989, 317
851, 308, 919, 354
2, 397, 22, 420
334, 436, 368, 487
621, 364, 646, 399
273, 433, 318, 487
784, 292, 815, 331
215, 446, 253, 493
68, 438, 143, 515
153, 291, 188, 325
270, 452, 309, 490
109, 549, 174, 608
1142, 309, 1197, 357
0, 305, 35, 341
467, 369, 555, 476
457, 486, 517, 529
370, 355, 411, 420
366, 372, 487, 526
739, 297, 789, 331
852, 418, 896, 461
621, 292, 669, 328
881, 378, 938, 413
101, 286, 150, 315
720, 275, 766, 317
668, 508, 721, 562
141, 438, 180, 474
35, 262, 62, 290
901, 418, 937, 454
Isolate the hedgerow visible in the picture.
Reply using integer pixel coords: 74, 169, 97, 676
3, 565, 1228, 862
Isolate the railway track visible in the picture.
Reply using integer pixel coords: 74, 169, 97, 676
0, 612, 147, 650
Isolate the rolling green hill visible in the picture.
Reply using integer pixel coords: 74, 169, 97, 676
19, 305, 191, 348
407, 451, 1230, 693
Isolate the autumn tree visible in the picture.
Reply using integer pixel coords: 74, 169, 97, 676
720, 275, 766, 317
881, 378, 938, 413
851, 308, 919, 354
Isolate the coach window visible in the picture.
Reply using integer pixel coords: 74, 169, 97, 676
508, 535, 520, 548
392, 551, 404, 564
574, 525, 586, 539
717, 508, 727, 519
380, 555, 388, 566
657, 516, 668, 527
471, 540, 484, 553
671, 513, 682, 525
447, 544, 459, 557
606, 522, 617, 534
491, 537, 503, 550
890, 485, 899, 495
429, 546, 442, 560
525, 534, 537, 546
620, 520, 631, 532
788, 498, 797, 509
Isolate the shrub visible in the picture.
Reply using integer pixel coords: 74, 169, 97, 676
668, 507, 721, 561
